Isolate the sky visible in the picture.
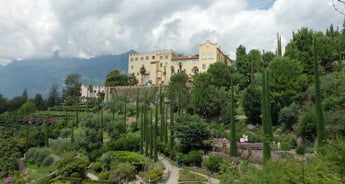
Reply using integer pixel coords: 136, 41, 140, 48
0, 0, 343, 65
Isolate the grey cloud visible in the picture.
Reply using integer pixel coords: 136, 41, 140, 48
0, 0, 342, 65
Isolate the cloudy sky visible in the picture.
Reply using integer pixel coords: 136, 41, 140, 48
0, 0, 343, 65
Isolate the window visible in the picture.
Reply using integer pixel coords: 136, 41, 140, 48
141, 57, 144, 60
202, 53, 207, 59
160, 55, 163, 59
160, 63, 162, 67
146, 56, 149, 60
131, 65, 133, 69
135, 58, 138, 61
165, 55, 169, 59
202, 64, 206, 69
209, 53, 214, 59
130, 58, 133, 61
152, 56, 155, 59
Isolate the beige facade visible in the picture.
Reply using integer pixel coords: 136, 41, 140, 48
128, 40, 232, 85
80, 84, 105, 102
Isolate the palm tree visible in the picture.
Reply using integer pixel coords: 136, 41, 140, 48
140, 65, 146, 85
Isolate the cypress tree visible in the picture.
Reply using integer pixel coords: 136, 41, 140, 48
136, 88, 139, 123
230, 79, 237, 156
159, 86, 163, 142
313, 38, 325, 145
124, 94, 127, 124
140, 107, 144, 155
149, 111, 153, 159
170, 97, 174, 156
262, 70, 272, 161
154, 97, 159, 161
144, 90, 149, 157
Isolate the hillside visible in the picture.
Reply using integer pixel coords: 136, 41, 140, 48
0, 50, 135, 98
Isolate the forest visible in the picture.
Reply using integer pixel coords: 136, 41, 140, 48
0, 24, 345, 183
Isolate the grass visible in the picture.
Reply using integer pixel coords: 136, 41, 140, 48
25, 163, 55, 182
179, 169, 208, 183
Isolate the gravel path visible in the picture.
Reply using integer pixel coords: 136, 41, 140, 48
158, 155, 181, 184
87, 173, 99, 181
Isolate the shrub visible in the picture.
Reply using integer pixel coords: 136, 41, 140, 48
25, 147, 50, 165
99, 151, 147, 171
70, 172, 80, 177
140, 168, 164, 184
98, 171, 109, 180
279, 103, 299, 131
59, 128, 71, 138
41, 155, 55, 167
297, 106, 317, 143
50, 139, 78, 154
93, 162, 102, 173
203, 155, 223, 173
109, 162, 136, 183
105, 133, 140, 152
181, 151, 203, 167
280, 142, 292, 151
295, 146, 306, 155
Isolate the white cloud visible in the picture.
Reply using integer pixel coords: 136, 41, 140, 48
0, 0, 342, 65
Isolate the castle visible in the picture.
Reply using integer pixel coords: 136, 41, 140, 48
80, 40, 232, 101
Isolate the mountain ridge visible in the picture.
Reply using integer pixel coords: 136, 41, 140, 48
0, 50, 135, 99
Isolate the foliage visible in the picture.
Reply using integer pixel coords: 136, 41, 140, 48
241, 85, 261, 125
297, 105, 317, 144
48, 84, 61, 107
207, 62, 234, 89
50, 139, 77, 155
0, 94, 8, 114
128, 73, 138, 86
105, 70, 129, 87
64, 73, 82, 99
295, 146, 306, 155
236, 157, 343, 183
92, 162, 102, 173
278, 103, 299, 131
41, 155, 55, 167
25, 147, 50, 166
109, 162, 136, 183
105, 133, 140, 152
99, 151, 146, 171
76, 113, 103, 153
178, 169, 208, 182
269, 57, 308, 110
180, 150, 203, 167
191, 73, 226, 119
173, 114, 211, 153
54, 151, 89, 178
284, 27, 315, 75
18, 101, 37, 115
0, 139, 21, 175
140, 168, 163, 184
167, 73, 190, 114
202, 155, 223, 173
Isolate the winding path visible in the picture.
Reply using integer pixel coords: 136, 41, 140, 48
158, 155, 220, 184
158, 155, 181, 184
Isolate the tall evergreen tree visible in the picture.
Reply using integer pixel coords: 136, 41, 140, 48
313, 37, 326, 145
262, 70, 272, 161
229, 79, 237, 156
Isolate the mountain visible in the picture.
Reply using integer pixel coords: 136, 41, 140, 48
0, 50, 136, 99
